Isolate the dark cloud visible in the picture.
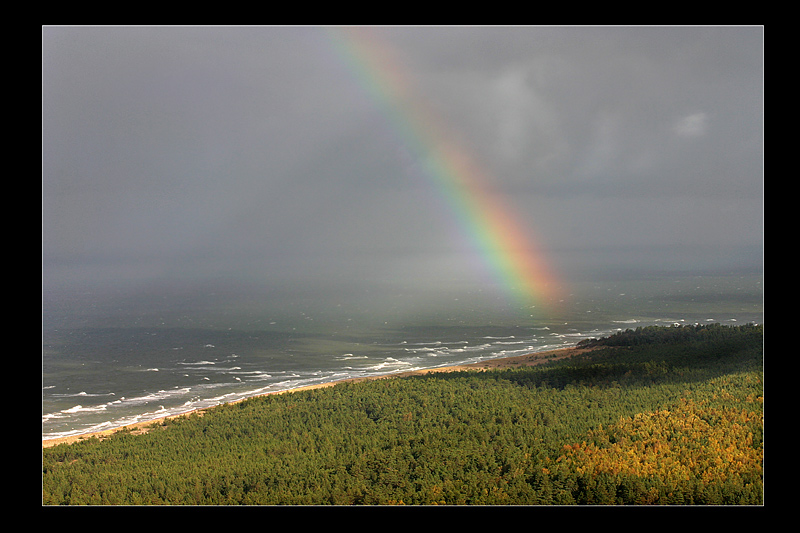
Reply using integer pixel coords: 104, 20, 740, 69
42, 26, 763, 293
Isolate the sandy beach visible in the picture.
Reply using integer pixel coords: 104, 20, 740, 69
42, 344, 593, 449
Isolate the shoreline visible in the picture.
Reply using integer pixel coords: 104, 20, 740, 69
42, 344, 593, 449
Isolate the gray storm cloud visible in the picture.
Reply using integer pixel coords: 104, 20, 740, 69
43, 26, 763, 294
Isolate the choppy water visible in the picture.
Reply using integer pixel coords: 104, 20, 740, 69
42, 271, 763, 440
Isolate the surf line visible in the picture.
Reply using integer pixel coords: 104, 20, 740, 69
326, 27, 562, 313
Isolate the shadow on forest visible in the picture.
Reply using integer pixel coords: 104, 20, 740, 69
408, 324, 763, 392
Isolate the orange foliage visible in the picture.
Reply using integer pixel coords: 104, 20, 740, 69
556, 398, 762, 485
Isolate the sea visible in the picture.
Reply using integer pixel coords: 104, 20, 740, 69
42, 270, 763, 441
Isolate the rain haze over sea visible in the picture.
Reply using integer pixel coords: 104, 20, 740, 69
43, 26, 763, 440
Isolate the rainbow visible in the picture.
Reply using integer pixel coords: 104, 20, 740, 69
327, 27, 562, 313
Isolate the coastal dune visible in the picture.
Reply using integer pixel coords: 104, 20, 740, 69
42, 345, 591, 449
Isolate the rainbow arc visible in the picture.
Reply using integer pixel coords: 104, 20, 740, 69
328, 27, 562, 312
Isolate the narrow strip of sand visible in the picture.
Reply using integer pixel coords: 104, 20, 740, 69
42, 345, 593, 449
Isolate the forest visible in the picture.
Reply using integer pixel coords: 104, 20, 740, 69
42, 323, 763, 505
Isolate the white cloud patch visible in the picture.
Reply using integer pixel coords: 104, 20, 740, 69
673, 112, 708, 138
485, 63, 567, 180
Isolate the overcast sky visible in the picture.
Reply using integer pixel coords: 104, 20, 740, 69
42, 26, 763, 297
